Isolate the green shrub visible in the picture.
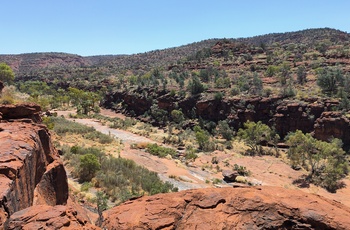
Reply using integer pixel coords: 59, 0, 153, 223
42, 117, 55, 130
188, 76, 204, 95
214, 92, 223, 101
146, 143, 177, 158
233, 164, 250, 176
84, 131, 114, 144
194, 126, 216, 152
212, 178, 222, 184
317, 67, 344, 96
217, 120, 234, 140
96, 156, 178, 203
79, 154, 101, 182
51, 117, 94, 134
81, 182, 92, 192
185, 151, 198, 161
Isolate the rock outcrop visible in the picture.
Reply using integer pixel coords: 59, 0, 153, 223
0, 103, 70, 228
102, 186, 350, 230
0, 103, 42, 122
314, 111, 350, 144
7, 204, 99, 230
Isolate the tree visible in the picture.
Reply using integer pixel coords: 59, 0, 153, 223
285, 130, 348, 192
149, 104, 168, 124
194, 126, 215, 151
188, 76, 204, 95
251, 73, 263, 95
279, 62, 291, 86
96, 191, 108, 226
217, 120, 234, 140
170, 109, 184, 124
265, 65, 279, 77
317, 67, 344, 96
296, 66, 307, 85
0, 63, 15, 84
237, 121, 276, 155
79, 154, 100, 182
69, 87, 101, 115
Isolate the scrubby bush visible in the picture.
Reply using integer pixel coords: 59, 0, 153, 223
51, 117, 95, 134
96, 156, 178, 203
84, 131, 114, 144
233, 164, 250, 176
216, 120, 234, 140
146, 143, 177, 158
170, 109, 184, 124
188, 76, 204, 95
61, 145, 178, 203
194, 126, 215, 152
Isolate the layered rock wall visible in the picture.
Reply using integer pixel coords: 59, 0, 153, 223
103, 90, 350, 145
0, 104, 68, 228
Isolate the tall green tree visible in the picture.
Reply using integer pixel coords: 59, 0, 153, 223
317, 67, 344, 96
188, 76, 204, 95
296, 66, 307, 85
285, 130, 348, 192
69, 87, 101, 114
0, 63, 15, 84
237, 121, 277, 155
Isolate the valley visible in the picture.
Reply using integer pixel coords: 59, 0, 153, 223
61, 109, 350, 207
1, 28, 350, 228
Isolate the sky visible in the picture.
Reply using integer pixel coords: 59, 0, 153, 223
1, 0, 350, 56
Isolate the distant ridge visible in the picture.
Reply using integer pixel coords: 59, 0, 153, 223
0, 28, 349, 77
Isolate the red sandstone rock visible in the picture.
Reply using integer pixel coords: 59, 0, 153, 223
0, 104, 69, 228
314, 111, 350, 144
0, 103, 42, 122
33, 160, 69, 206
6, 205, 100, 230
102, 187, 350, 230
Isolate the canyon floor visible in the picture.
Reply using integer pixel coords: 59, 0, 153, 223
57, 109, 350, 209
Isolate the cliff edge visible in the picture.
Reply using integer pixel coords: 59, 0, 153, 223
0, 103, 96, 229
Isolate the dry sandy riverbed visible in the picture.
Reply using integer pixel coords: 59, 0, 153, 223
57, 110, 350, 207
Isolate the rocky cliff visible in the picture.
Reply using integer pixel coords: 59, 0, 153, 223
0, 103, 94, 229
103, 89, 350, 145
102, 186, 350, 230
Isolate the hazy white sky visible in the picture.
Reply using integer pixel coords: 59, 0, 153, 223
2, 0, 349, 56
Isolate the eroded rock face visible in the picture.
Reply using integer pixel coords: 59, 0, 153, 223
103, 89, 350, 145
314, 111, 350, 145
0, 103, 42, 122
102, 187, 350, 230
0, 103, 69, 228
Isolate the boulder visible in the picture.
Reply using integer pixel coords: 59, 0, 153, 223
235, 175, 248, 184
222, 170, 239, 182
